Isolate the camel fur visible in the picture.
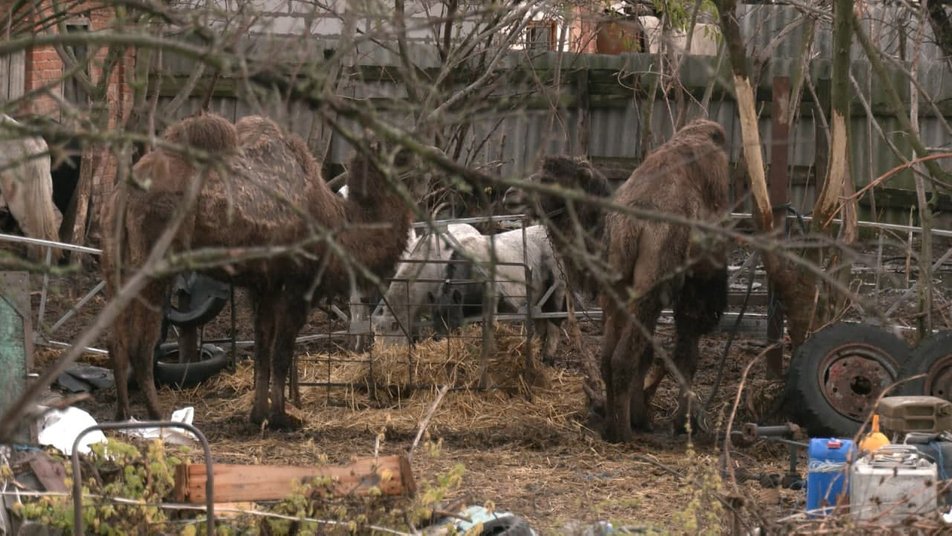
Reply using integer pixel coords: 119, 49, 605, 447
101, 113, 413, 429
600, 119, 730, 442
503, 155, 612, 301
506, 120, 730, 442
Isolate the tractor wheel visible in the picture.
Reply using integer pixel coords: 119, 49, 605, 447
898, 331, 952, 402
785, 323, 908, 437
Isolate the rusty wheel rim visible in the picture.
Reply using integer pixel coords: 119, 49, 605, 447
817, 344, 895, 421
923, 354, 952, 402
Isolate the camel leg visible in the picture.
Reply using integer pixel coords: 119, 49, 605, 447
604, 321, 645, 442
601, 295, 650, 442
116, 281, 168, 420
607, 262, 667, 439
250, 293, 277, 425
267, 296, 309, 430
671, 328, 701, 434
671, 271, 727, 434
626, 326, 659, 433
597, 301, 620, 431
110, 329, 132, 422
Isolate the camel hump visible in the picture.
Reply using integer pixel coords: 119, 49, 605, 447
163, 113, 238, 153
676, 118, 727, 148
235, 116, 285, 150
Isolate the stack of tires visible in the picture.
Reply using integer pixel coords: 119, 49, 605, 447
786, 323, 952, 437
153, 272, 232, 389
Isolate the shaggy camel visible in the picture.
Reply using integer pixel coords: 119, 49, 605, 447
601, 119, 730, 442
0, 114, 63, 260
101, 113, 413, 429
503, 155, 612, 300
505, 120, 730, 442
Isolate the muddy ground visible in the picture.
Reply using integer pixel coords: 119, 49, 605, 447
19, 239, 952, 533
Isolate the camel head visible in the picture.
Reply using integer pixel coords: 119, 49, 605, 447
674, 118, 727, 149
503, 156, 610, 221
345, 146, 416, 201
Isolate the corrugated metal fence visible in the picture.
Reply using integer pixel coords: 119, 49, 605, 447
153, 3, 952, 224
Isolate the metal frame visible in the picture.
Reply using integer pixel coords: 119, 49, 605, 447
69, 420, 215, 536
4, 209, 946, 352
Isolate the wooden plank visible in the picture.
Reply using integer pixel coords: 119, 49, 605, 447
27, 452, 68, 493
173, 455, 415, 504
0, 272, 33, 444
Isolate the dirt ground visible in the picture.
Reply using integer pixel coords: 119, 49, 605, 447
22, 233, 952, 532
25, 265, 811, 534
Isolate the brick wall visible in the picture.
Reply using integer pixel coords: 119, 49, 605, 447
20, 1, 136, 233
570, 7, 599, 54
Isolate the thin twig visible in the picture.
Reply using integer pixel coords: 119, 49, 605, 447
722, 343, 778, 493
407, 384, 450, 463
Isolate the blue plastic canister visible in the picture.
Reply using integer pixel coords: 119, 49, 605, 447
806, 438, 855, 516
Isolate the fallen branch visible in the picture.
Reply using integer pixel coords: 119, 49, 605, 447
408, 384, 450, 463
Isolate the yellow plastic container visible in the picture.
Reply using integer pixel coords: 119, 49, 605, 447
859, 414, 890, 453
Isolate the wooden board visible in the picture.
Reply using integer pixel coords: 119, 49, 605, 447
173, 455, 415, 504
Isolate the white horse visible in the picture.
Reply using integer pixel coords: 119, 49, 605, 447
371, 222, 482, 346
431, 225, 566, 363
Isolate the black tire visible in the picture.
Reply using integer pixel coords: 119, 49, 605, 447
476, 515, 534, 536
898, 331, 952, 401
165, 272, 229, 327
785, 322, 909, 437
154, 343, 230, 389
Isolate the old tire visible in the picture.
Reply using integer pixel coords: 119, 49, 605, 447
154, 343, 230, 389
785, 323, 908, 437
165, 272, 229, 327
898, 331, 952, 402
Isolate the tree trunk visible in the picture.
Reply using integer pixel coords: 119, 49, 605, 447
911, 3, 935, 337
809, 0, 858, 323
63, 145, 103, 254
926, 1, 952, 59
715, 0, 816, 347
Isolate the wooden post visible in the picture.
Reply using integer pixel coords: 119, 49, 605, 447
575, 69, 590, 156
766, 77, 791, 379
0, 272, 35, 444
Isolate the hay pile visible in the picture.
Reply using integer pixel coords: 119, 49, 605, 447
165, 323, 588, 453
333, 323, 547, 399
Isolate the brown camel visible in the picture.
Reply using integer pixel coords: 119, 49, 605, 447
505, 119, 730, 442
101, 113, 413, 429
502, 155, 612, 300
